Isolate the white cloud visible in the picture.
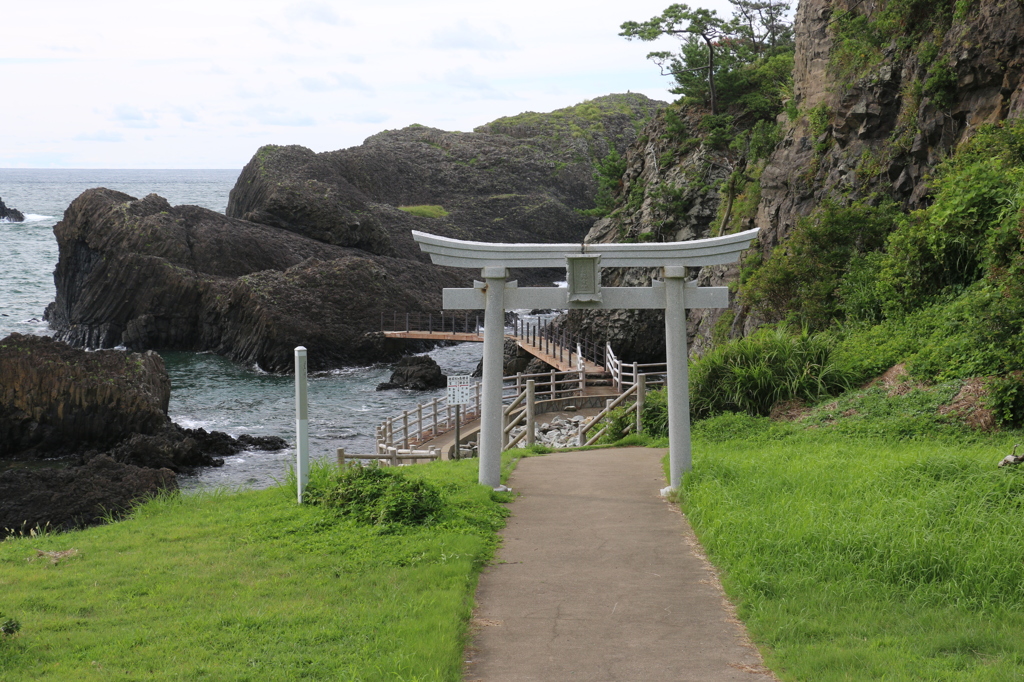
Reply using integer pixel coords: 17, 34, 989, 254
285, 1, 348, 26
1, 0, 735, 166
299, 72, 372, 93
427, 20, 518, 55
74, 131, 124, 142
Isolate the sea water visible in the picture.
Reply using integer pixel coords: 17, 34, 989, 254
0, 170, 483, 490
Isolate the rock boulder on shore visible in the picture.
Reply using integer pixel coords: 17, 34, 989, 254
0, 455, 176, 536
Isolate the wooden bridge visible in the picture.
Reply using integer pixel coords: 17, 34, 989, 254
381, 311, 607, 375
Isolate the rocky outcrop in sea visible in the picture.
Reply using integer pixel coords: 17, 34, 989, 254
376, 355, 446, 391
0, 197, 24, 223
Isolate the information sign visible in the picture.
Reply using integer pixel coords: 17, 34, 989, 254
447, 375, 474, 404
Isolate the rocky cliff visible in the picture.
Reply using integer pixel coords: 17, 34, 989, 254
566, 0, 1024, 361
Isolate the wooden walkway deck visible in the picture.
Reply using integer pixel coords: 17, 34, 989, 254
382, 330, 606, 374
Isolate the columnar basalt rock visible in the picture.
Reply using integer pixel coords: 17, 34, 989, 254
0, 333, 170, 456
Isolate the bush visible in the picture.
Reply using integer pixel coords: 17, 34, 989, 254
689, 328, 854, 418
303, 464, 445, 527
741, 199, 897, 329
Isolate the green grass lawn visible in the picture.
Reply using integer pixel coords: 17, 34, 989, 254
0, 455, 517, 681
682, 410, 1024, 681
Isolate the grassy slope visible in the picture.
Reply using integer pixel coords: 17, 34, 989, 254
0, 455, 517, 681
681, 402, 1024, 681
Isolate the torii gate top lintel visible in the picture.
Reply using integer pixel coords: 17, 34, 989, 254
411, 228, 759, 269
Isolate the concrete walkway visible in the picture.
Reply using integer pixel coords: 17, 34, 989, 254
464, 448, 775, 681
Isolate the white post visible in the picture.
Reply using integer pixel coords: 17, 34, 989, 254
526, 379, 536, 447
295, 346, 309, 504
479, 266, 508, 488
664, 267, 692, 490
637, 374, 646, 435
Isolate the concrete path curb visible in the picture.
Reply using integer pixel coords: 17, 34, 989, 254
465, 447, 775, 681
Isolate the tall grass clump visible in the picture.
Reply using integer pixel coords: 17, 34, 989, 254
302, 463, 445, 527
689, 327, 853, 419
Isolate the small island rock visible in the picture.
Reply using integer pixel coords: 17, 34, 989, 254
377, 355, 446, 391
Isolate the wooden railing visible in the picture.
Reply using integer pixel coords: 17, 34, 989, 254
578, 375, 650, 447
381, 310, 481, 335
374, 367, 587, 459
605, 343, 666, 392
376, 382, 482, 453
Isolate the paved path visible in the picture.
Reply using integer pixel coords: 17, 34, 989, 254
465, 448, 774, 681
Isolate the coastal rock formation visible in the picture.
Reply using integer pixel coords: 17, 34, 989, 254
48, 94, 663, 371
0, 197, 24, 222
376, 355, 446, 391
47, 189, 467, 371
228, 94, 666, 264
0, 333, 170, 456
0, 455, 176, 536
0, 333, 285, 467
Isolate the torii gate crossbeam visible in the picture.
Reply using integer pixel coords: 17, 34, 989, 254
412, 228, 758, 491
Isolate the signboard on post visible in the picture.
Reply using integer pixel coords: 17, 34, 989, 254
447, 375, 474, 404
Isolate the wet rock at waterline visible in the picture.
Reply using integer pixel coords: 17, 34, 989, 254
0, 197, 24, 223
377, 355, 446, 391
0, 333, 288, 535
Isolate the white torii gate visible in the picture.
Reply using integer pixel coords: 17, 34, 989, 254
412, 228, 758, 491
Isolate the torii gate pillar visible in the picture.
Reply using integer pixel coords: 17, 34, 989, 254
479, 267, 508, 488
664, 267, 691, 489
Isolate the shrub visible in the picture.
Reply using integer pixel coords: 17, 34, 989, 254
741, 199, 897, 329
689, 328, 854, 418
303, 464, 444, 527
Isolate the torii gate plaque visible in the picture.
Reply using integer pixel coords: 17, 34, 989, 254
413, 228, 759, 491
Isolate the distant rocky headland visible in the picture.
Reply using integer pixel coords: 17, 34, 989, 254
45, 93, 664, 371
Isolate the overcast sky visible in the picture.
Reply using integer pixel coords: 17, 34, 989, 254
3, 0, 737, 169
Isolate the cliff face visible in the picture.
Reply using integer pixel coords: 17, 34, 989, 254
757, 0, 1024, 256
572, 0, 1024, 361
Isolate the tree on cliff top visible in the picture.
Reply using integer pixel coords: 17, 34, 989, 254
620, 0, 793, 115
